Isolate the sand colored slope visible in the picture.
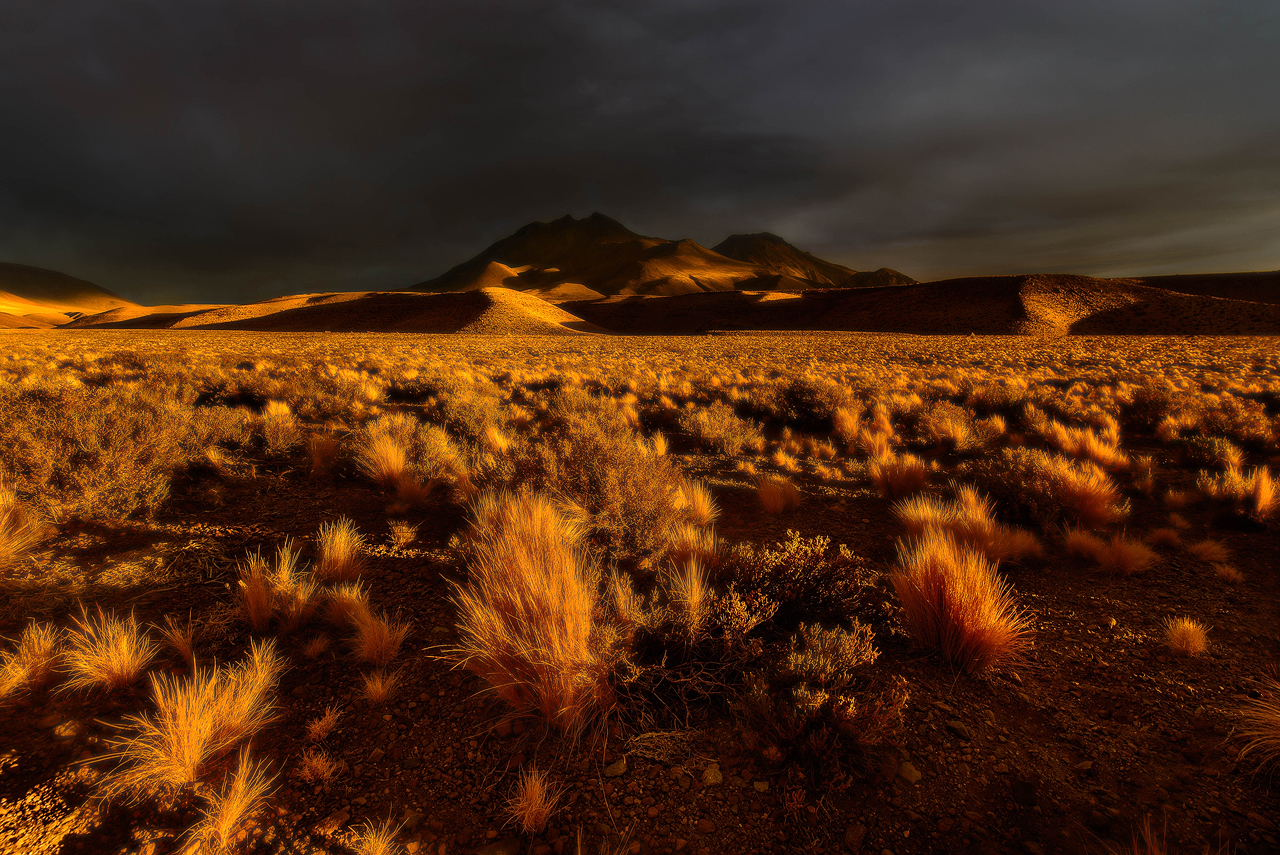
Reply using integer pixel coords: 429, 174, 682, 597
0, 262, 135, 314
0, 310, 57, 329
71, 288, 602, 334
712, 232, 857, 287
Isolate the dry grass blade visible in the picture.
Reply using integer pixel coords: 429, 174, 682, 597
1186, 539, 1230, 564
677, 480, 720, 527
326, 581, 371, 628
357, 431, 410, 489
157, 612, 198, 665
63, 607, 157, 693
667, 559, 710, 639
509, 766, 561, 835
314, 517, 367, 583
186, 747, 277, 851
237, 551, 276, 633
297, 747, 342, 784
892, 530, 1033, 673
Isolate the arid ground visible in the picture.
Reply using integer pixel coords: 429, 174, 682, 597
1, 330, 1279, 855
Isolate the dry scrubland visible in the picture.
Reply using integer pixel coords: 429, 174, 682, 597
1, 330, 1279, 855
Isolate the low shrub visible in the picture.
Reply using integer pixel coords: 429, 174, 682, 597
868, 453, 929, 499
678, 401, 765, 455
756, 475, 801, 514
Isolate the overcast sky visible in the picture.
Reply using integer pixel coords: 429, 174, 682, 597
1, 1, 1277, 304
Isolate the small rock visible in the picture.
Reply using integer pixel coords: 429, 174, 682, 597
494, 720, 513, 738
696, 818, 715, 834
898, 761, 922, 785
604, 757, 627, 778
945, 720, 971, 741
352, 797, 367, 806
1075, 760, 1094, 772
993, 763, 1009, 774
37, 713, 62, 729
844, 824, 867, 852
753, 781, 769, 792
403, 809, 424, 831
700, 764, 723, 786
506, 753, 526, 771
456, 829, 473, 846
674, 840, 688, 852
315, 807, 349, 834
368, 748, 385, 764
403, 757, 421, 770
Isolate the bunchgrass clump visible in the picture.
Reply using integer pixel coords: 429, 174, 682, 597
508, 767, 560, 836
1163, 617, 1209, 656
451, 491, 613, 731
186, 748, 276, 851
1, 622, 63, 699
1238, 676, 1280, 771
756, 475, 800, 514
314, 517, 367, 583
892, 531, 1032, 673
63, 607, 157, 693
868, 452, 929, 499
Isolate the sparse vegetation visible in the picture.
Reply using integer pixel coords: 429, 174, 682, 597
1163, 617, 1209, 656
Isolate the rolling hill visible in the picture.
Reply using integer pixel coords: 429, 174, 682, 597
0, 262, 136, 326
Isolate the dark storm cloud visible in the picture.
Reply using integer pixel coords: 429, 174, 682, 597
0, 1, 1277, 302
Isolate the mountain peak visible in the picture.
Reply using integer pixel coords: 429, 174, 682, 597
712, 232, 856, 288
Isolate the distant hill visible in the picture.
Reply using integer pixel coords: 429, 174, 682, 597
565, 274, 1280, 335
711, 232, 856, 287
0, 263, 135, 323
70, 288, 601, 335
1130, 270, 1280, 305
413, 213, 884, 297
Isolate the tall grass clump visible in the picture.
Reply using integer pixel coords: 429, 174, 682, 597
892, 531, 1032, 673
868, 453, 929, 499
185, 748, 277, 851
678, 401, 765, 455
1197, 466, 1276, 522
314, 517, 367, 582
0, 483, 46, 572
893, 485, 1042, 564
508, 767, 560, 835
970, 448, 1128, 530
756, 475, 800, 514
63, 608, 158, 693
106, 639, 283, 798
1, 622, 63, 699
450, 491, 613, 731
1238, 676, 1280, 771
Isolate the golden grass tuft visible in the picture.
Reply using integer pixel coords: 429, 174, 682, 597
868, 452, 929, 500
1162, 489, 1195, 509
388, 519, 418, 549
1197, 465, 1276, 520
357, 431, 411, 489
667, 559, 710, 639
1064, 530, 1158, 575
326, 582, 371, 628
891, 530, 1033, 673
314, 517, 367, 583
237, 552, 276, 633
108, 639, 283, 797
1212, 563, 1245, 584
1144, 528, 1182, 548
157, 612, 198, 666
351, 609, 410, 667
306, 705, 341, 742
361, 669, 401, 704
508, 767, 560, 836
0, 484, 46, 572
894, 486, 1041, 564
755, 475, 801, 514
63, 607, 157, 693
1238, 676, 1280, 771
676, 480, 720, 527
451, 491, 612, 731
301, 634, 331, 659
1163, 617, 1209, 656
297, 747, 342, 784
306, 433, 341, 478
1168, 512, 1191, 530
352, 819, 402, 855
1186, 539, 1230, 564
1, 621, 63, 698
186, 748, 276, 851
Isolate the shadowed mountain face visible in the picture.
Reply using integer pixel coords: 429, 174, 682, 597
711, 232, 857, 287
0, 262, 136, 327
413, 213, 862, 297
1131, 271, 1280, 305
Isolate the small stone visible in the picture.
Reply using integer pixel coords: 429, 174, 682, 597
352, 797, 367, 806
37, 713, 62, 729
897, 762, 922, 785
945, 720, 971, 741
648, 807, 660, 818
368, 748, 385, 764
456, 829, 473, 846
315, 807, 349, 834
993, 763, 1009, 774
700, 764, 723, 786
674, 840, 688, 852
604, 757, 627, 778
843, 824, 867, 852
403, 757, 421, 770
696, 818, 715, 834
494, 721, 512, 738
404, 809, 424, 831
1074, 761, 1094, 772
486, 829, 499, 839
753, 781, 769, 792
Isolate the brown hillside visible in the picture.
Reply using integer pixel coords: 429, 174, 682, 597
711, 232, 857, 287
71, 289, 602, 335
1133, 270, 1280, 305
0, 262, 135, 315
